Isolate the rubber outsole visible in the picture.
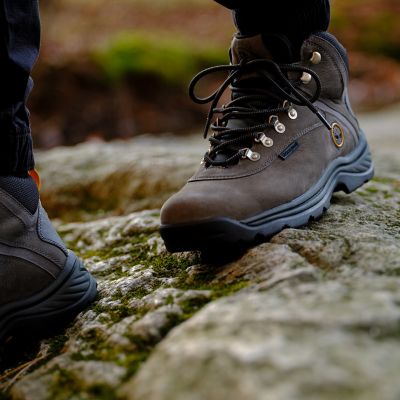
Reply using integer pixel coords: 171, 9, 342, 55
0, 252, 97, 343
160, 133, 375, 253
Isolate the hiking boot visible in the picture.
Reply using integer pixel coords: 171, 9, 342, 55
0, 175, 97, 342
160, 32, 374, 252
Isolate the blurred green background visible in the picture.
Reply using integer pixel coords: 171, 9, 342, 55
31, 0, 400, 148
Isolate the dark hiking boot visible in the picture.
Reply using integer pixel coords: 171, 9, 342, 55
160, 32, 374, 252
0, 175, 97, 342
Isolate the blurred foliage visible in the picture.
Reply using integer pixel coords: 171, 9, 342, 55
31, 0, 400, 147
89, 0, 400, 85
93, 32, 226, 84
332, 0, 400, 59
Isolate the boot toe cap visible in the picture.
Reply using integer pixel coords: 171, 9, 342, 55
160, 182, 253, 226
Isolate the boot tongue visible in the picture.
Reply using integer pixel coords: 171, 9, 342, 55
210, 34, 294, 166
229, 33, 295, 100
226, 33, 294, 128
231, 33, 294, 65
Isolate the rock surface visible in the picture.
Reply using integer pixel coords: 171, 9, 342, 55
0, 108, 399, 399
36, 134, 203, 221
36, 106, 400, 222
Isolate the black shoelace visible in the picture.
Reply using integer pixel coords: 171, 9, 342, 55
189, 58, 332, 167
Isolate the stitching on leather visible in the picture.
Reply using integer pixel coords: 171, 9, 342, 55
0, 239, 59, 277
37, 207, 68, 255
0, 248, 56, 279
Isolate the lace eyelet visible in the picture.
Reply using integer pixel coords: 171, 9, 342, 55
269, 115, 286, 133
241, 148, 261, 162
288, 108, 298, 120
330, 122, 345, 148
301, 72, 312, 85
255, 133, 274, 148
283, 101, 298, 120
310, 51, 322, 65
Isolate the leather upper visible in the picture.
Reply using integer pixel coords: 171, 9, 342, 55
162, 33, 362, 225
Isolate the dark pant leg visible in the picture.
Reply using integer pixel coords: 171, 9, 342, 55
215, 0, 330, 51
0, 0, 40, 176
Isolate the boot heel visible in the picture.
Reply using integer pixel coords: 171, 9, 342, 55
337, 141, 375, 194
0, 253, 97, 342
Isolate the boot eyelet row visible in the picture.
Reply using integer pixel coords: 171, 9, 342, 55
269, 115, 286, 133
300, 52, 322, 85
255, 133, 274, 148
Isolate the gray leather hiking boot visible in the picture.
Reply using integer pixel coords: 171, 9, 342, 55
160, 32, 374, 252
0, 175, 97, 342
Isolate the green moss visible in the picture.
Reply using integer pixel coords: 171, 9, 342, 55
93, 31, 226, 85
178, 296, 213, 320
151, 253, 197, 280
70, 331, 152, 383
48, 335, 69, 356
48, 369, 79, 399
122, 351, 152, 378
212, 281, 250, 298
364, 186, 379, 194
66, 243, 249, 386
0, 333, 70, 399
45, 224, 250, 399
48, 368, 118, 400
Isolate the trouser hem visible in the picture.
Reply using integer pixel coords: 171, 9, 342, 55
0, 130, 34, 176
